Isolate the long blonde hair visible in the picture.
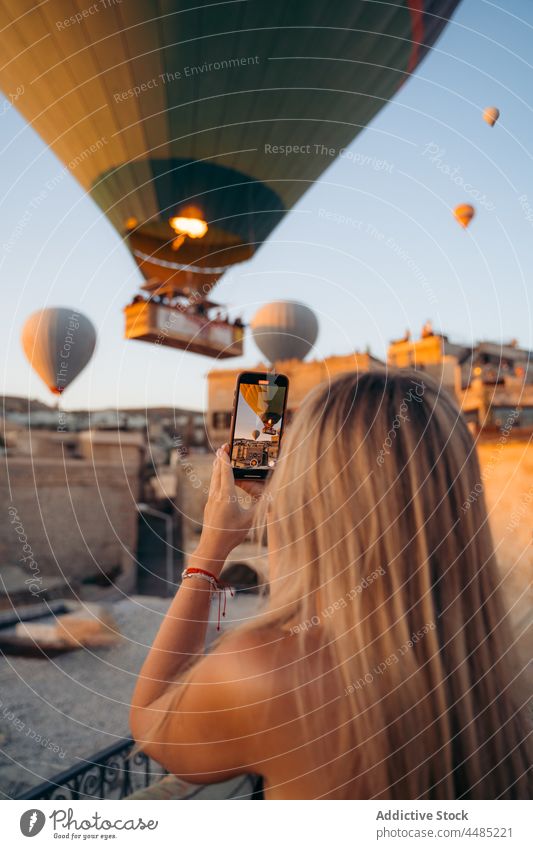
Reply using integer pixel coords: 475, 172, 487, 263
148, 369, 532, 798
245, 369, 531, 798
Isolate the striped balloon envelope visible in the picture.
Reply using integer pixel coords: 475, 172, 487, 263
0, 1, 459, 297
21, 308, 96, 396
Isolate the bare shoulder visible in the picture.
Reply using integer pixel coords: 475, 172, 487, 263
135, 623, 324, 783
197, 623, 297, 696
137, 623, 302, 783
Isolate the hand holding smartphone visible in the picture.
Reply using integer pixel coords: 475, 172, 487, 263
228, 371, 289, 479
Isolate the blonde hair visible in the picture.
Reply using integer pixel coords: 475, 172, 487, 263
148, 369, 532, 798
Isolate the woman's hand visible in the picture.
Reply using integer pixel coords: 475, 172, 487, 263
235, 478, 266, 501
192, 444, 258, 576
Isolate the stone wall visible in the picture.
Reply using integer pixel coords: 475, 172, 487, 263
175, 452, 216, 540
477, 438, 532, 662
1, 457, 141, 591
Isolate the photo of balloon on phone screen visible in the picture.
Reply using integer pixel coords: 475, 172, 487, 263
229, 372, 289, 479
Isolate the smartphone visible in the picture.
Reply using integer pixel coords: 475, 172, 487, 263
229, 371, 289, 479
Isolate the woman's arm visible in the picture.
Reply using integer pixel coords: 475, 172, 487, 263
129, 565, 214, 713
130, 445, 257, 715
129, 448, 298, 785
129, 447, 279, 783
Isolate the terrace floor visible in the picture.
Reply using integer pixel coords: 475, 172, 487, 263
0, 590, 263, 799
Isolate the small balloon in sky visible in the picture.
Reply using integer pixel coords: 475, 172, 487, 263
483, 106, 500, 127
454, 204, 476, 229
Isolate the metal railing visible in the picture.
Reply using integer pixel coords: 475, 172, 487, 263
18, 738, 162, 801
18, 737, 264, 800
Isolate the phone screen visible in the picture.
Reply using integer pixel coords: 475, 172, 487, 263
230, 376, 288, 475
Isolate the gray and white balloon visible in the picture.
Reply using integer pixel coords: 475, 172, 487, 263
21, 307, 96, 395
250, 301, 318, 363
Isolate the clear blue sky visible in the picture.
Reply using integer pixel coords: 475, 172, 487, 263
1, 0, 532, 412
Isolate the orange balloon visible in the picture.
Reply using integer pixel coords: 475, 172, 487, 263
454, 204, 475, 229
483, 107, 500, 127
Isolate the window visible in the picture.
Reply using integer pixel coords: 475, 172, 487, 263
212, 411, 232, 430
193, 427, 206, 444
519, 407, 533, 427
462, 409, 479, 426
491, 406, 518, 429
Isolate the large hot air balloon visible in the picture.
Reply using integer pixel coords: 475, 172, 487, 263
483, 107, 500, 127
0, 0, 460, 305
251, 301, 319, 363
21, 308, 96, 396
240, 384, 285, 434
454, 204, 476, 229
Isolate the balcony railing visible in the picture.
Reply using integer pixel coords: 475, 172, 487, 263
18, 737, 263, 800
18, 738, 163, 801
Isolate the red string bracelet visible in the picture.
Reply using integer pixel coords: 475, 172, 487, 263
181, 566, 235, 630
183, 566, 219, 583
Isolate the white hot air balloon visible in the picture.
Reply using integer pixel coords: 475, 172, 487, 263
483, 106, 500, 127
21, 308, 97, 396
250, 301, 318, 363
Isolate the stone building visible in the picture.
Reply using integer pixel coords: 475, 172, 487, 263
0, 401, 208, 606
388, 325, 533, 432
0, 432, 145, 607
207, 350, 384, 446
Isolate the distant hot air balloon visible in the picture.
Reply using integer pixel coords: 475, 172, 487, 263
483, 107, 500, 127
251, 301, 318, 363
0, 1, 460, 303
240, 384, 285, 434
454, 204, 476, 229
21, 308, 96, 396
251, 429, 261, 441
